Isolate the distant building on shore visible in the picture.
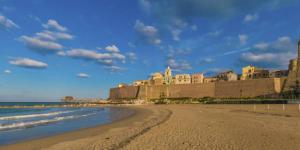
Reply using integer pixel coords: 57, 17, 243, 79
216, 70, 238, 81
241, 66, 269, 80
191, 73, 204, 84
174, 74, 191, 84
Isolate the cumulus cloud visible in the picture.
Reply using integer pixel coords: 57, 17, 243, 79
244, 14, 258, 22
77, 73, 90, 78
239, 36, 297, 69
171, 29, 182, 41
66, 48, 126, 69
42, 19, 67, 32
127, 52, 137, 61
66, 49, 111, 60
19, 36, 63, 54
139, 0, 293, 23
134, 20, 161, 45
198, 58, 215, 65
4, 69, 11, 74
240, 52, 294, 68
238, 34, 248, 45
0, 15, 19, 29
253, 42, 269, 50
105, 45, 120, 53
167, 58, 192, 72
104, 66, 125, 72
36, 30, 74, 41
190, 25, 198, 31
56, 51, 66, 56
9, 58, 48, 69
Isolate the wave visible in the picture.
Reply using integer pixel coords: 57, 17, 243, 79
0, 110, 74, 120
0, 112, 97, 131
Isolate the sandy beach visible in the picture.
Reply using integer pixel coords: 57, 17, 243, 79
1, 104, 299, 150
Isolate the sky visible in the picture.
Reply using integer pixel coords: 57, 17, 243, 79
1, 0, 300, 101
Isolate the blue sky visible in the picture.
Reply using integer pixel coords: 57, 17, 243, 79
1, 0, 300, 101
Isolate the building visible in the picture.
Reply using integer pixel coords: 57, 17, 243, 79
191, 73, 204, 84
132, 80, 149, 86
269, 70, 289, 78
241, 66, 269, 80
174, 74, 191, 84
216, 71, 238, 81
164, 66, 172, 84
150, 72, 164, 85
203, 77, 218, 83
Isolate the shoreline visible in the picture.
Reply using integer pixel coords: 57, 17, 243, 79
0, 105, 171, 150
1, 104, 299, 150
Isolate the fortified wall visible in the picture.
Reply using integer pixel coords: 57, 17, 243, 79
109, 78, 285, 101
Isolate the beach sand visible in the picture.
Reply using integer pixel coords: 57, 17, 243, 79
1, 104, 299, 150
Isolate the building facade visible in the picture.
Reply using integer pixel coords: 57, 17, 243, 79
216, 71, 238, 81
174, 74, 191, 84
241, 66, 269, 80
150, 72, 164, 85
191, 73, 204, 84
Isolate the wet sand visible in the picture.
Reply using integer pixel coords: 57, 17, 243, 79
1, 104, 299, 150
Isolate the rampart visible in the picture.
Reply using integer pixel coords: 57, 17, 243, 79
109, 78, 286, 101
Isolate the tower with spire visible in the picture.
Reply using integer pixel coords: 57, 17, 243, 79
164, 66, 172, 85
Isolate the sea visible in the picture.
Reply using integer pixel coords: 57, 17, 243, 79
0, 102, 134, 145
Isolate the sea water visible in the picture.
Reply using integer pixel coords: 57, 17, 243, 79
0, 102, 134, 145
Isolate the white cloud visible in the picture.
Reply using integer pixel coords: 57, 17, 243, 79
111, 53, 126, 63
9, 58, 48, 69
4, 69, 11, 74
66, 49, 111, 60
104, 66, 125, 72
0, 15, 19, 29
134, 20, 161, 45
238, 34, 248, 45
36, 30, 74, 41
98, 59, 114, 66
171, 29, 182, 41
253, 42, 269, 50
77, 73, 90, 78
128, 42, 136, 48
19, 36, 63, 53
139, 0, 151, 14
105, 45, 120, 53
42, 19, 67, 32
167, 58, 192, 71
190, 25, 198, 31
56, 51, 66, 56
244, 14, 258, 22
209, 30, 222, 37
127, 52, 137, 61
240, 52, 294, 68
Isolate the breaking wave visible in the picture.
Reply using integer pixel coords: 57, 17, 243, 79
0, 111, 74, 120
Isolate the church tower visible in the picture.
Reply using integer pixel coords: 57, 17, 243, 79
164, 66, 172, 84
298, 39, 300, 59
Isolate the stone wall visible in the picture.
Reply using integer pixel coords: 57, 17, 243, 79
109, 78, 285, 100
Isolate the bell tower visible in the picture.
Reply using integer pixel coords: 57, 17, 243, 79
298, 39, 300, 59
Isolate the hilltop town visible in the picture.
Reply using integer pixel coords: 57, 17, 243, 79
109, 40, 300, 103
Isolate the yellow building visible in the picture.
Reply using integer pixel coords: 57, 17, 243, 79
174, 74, 191, 84
191, 73, 204, 84
118, 83, 128, 88
241, 65, 269, 80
